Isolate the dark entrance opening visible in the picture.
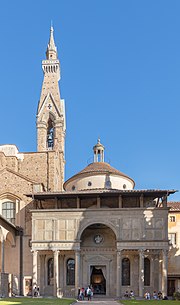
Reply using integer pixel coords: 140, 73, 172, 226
90, 266, 106, 295
168, 279, 175, 296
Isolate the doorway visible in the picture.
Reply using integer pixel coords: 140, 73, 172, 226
167, 279, 175, 296
90, 266, 106, 295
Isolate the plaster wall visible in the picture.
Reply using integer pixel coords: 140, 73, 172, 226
65, 174, 134, 191
31, 208, 169, 251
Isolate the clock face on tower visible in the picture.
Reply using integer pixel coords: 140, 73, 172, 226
94, 234, 103, 244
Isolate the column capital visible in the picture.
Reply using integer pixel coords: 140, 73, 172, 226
138, 249, 145, 257
162, 249, 168, 257
31, 250, 38, 255
75, 249, 81, 254
117, 249, 122, 256
53, 249, 60, 254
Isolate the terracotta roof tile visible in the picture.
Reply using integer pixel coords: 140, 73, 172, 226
81, 162, 129, 175
167, 201, 180, 211
65, 162, 134, 185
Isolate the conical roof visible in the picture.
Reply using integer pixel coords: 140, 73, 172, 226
64, 162, 135, 190
77, 162, 131, 178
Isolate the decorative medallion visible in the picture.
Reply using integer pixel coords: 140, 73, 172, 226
94, 234, 103, 244
48, 104, 52, 110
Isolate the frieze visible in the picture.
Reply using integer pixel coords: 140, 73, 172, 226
116, 241, 169, 251
31, 242, 80, 250
81, 248, 115, 252
86, 254, 111, 262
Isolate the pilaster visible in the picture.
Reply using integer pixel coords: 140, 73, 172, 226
116, 250, 122, 297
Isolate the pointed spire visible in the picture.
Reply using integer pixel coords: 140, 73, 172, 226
46, 26, 57, 59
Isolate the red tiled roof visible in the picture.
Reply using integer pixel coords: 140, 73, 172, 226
167, 202, 180, 211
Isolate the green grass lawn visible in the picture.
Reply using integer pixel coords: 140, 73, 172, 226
119, 300, 179, 305
0, 297, 76, 305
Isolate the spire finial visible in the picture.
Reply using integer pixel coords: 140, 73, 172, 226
97, 137, 100, 144
46, 24, 57, 59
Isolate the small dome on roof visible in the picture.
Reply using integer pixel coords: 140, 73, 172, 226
64, 140, 135, 192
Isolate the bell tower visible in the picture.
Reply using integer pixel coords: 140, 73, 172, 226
36, 26, 66, 190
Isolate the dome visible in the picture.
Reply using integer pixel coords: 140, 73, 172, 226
64, 139, 135, 191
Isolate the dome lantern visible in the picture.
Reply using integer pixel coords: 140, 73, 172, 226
93, 138, 105, 162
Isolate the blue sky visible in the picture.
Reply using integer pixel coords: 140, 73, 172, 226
0, 1, 180, 200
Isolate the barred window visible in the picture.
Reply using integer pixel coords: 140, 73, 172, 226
2, 201, 15, 224
169, 216, 176, 222
66, 259, 75, 285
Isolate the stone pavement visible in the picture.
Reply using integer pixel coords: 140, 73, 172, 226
75, 297, 122, 305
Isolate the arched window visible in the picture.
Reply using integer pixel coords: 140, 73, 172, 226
122, 258, 130, 286
47, 258, 54, 285
47, 118, 54, 149
66, 258, 75, 285
144, 257, 150, 286
2, 201, 15, 224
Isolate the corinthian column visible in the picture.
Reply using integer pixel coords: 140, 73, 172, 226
116, 250, 122, 297
139, 249, 144, 297
75, 250, 81, 297
53, 250, 60, 297
32, 250, 38, 295
162, 249, 168, 297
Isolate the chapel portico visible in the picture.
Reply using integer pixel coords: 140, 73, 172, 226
30, 184, 173, 298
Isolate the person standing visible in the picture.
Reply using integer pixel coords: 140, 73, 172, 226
87, 286, 92, 301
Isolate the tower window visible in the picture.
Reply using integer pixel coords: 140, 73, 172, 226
47, 119, 54, 148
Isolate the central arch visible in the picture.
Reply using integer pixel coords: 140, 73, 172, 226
79, 222, 117, 297
77, 219, 118, 241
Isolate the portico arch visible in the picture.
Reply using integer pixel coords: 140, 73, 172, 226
77, 220, 118, 241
